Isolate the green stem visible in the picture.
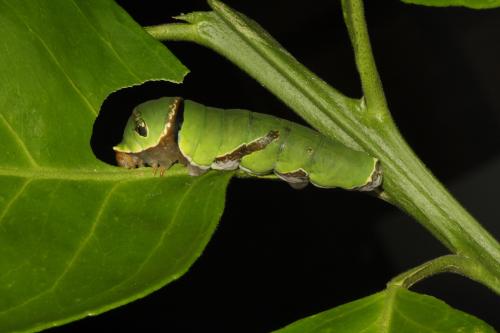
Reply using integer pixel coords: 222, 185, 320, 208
341, 0, 389, 121
146, 0, 500, 292
388, 255, 500, 293
340, 0, 500, 291
146, 23, 197, 42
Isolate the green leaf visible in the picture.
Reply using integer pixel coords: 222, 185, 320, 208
274, 287, 495, 333
0, 0, 232, 332
400, 0, 500, 9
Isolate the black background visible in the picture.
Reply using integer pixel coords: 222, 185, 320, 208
58, 0, 500, 331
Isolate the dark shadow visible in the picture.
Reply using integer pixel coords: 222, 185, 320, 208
90, 81, 185, 166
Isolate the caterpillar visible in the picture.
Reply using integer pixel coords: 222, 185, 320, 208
113, 97, 382, 191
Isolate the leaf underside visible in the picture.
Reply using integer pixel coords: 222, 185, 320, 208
274, 287, 495, 333
0, 0, 231, 331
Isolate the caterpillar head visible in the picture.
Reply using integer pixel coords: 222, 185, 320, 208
113, 97, 183, 169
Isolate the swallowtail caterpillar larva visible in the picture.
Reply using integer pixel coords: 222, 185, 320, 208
113, 97, 382, 191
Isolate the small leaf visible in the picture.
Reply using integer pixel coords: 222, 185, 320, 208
0, 0, 232, 332
400, 0, 500, 9
274, 286, 495, 333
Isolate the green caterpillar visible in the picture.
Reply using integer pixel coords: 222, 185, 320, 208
113, 97, 382, 191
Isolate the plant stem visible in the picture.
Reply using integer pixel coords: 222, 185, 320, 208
146, 23, 197, 42
146, 0, 500, 292
339, 0, 500, 291
341, 0, 389, 122
388, 255, 500, 294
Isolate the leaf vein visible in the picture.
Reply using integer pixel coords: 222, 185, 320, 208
48, 181, 123, 291
3, 0, 98, 117
91, 175, 206, 296
393, 307, 436, 332
167, 174, 222, 275
138, 175, 205, 268
69, 0, 143, 82
0, 181, 122, 315
301, 294, 381, 332
378, 288, 397, 332
0, 114, 38, 167
0, 178, 33, 226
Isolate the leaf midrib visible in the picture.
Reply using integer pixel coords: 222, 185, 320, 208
0, 166, 188, 181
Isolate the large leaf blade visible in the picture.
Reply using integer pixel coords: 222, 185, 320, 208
274, 287, 495, 333
0, 172, 231, 332
0, 0, 185, 169
0, 0, 232, 331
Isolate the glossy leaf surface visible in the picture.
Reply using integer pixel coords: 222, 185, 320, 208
275, 287, 495, 333
0, 0, 232, 331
